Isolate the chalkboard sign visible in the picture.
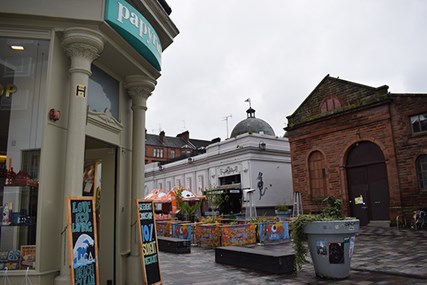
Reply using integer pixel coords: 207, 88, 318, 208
136, 199, 162, 285
67, 196, 99, 285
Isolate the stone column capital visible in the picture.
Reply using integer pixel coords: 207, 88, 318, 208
62, 27, 105, 75
125, 75, 157, 109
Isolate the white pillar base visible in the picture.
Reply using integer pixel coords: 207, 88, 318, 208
126, 255, 144, 284
54, 273, 70, 285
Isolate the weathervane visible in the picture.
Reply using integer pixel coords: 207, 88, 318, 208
244, 98, 251, 108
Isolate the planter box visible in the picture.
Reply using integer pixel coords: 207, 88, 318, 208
195, 223, 222, 248
155, 220, 172, 237
258, 221, 289, 243
304, 219, 359, 279
172, 223, 193, 241
221, 224, 256, 246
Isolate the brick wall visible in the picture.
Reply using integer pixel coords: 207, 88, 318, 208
288, 103, 399, 215
389, 94, 427, 209
287, 89, 427, 220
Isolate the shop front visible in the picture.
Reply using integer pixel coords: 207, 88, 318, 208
0, 0, 178, 284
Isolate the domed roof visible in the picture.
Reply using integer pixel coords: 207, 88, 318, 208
230, 107, 275, 137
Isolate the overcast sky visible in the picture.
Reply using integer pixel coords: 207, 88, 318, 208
146, 0, 427, 141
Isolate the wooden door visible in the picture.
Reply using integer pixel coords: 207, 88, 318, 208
346, 142, 389, 225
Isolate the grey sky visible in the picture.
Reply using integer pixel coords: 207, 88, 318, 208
146, 0, 427, 141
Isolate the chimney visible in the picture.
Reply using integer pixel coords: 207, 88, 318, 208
159, 131, 165, 143
177, 131, 190, 143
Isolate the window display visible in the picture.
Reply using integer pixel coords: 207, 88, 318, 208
0, 37, 49, 270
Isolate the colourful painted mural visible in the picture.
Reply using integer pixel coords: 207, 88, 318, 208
258, 221, 289, 243
221, 224, 256, 246
172, 223, 193, 241
195, 224, 221, 247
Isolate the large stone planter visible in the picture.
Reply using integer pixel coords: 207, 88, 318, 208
304, 219, 359, 279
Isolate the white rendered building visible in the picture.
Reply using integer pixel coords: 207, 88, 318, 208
145, 108, 293, 213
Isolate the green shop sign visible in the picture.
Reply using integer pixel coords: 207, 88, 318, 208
105, 0, 162, 70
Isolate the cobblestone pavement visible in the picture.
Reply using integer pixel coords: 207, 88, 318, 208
159, 227, 427, 284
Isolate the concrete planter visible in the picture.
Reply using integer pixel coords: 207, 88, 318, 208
304, 219, 359, 279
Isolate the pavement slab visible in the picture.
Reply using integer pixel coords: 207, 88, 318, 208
159, 226, 427, 284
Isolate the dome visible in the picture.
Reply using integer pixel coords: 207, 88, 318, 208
230, 107, 275, 137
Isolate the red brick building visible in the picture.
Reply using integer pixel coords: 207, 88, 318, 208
285, 75, 427, 226
145, 130, 212, 164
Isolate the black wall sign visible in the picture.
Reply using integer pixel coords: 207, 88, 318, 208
67, 196, 99, 285
136, 200, 162, 285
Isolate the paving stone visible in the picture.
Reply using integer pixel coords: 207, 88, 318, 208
159, 227, 427, 284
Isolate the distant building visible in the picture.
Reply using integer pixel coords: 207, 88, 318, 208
285, 75, 427, 226
145, 107, 293, 214
145, 130, 212, 164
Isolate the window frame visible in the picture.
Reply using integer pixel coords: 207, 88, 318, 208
416, 155, 427, 191
410, 113, 427, 135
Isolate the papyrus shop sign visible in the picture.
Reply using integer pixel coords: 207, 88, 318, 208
105, 0, 162, 71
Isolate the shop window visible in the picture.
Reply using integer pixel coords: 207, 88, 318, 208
416, 155, 427, 190
0, 37, 49, 270
308, 151, 327, 199
411, 113, 427, 134
88, 65, 119, 119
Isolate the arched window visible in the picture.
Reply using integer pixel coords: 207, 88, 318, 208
320, 97, 342, 113
308, 151, 327, 198
416, 155, 427, 190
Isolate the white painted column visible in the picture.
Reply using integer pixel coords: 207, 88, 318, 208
125, 75, 156, 285
55, 27, 104, 285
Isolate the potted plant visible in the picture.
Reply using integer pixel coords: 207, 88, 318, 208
202, 188, 225, 218
174, 188, 203, 222
275, 204, 291, 216
292, 196, 359, 279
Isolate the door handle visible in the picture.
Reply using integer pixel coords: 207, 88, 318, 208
374, 201, 381, 204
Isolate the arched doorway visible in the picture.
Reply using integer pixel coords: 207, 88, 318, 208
346, 141, 389, 226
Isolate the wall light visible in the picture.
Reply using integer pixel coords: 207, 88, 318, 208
10, 45, 24, 51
